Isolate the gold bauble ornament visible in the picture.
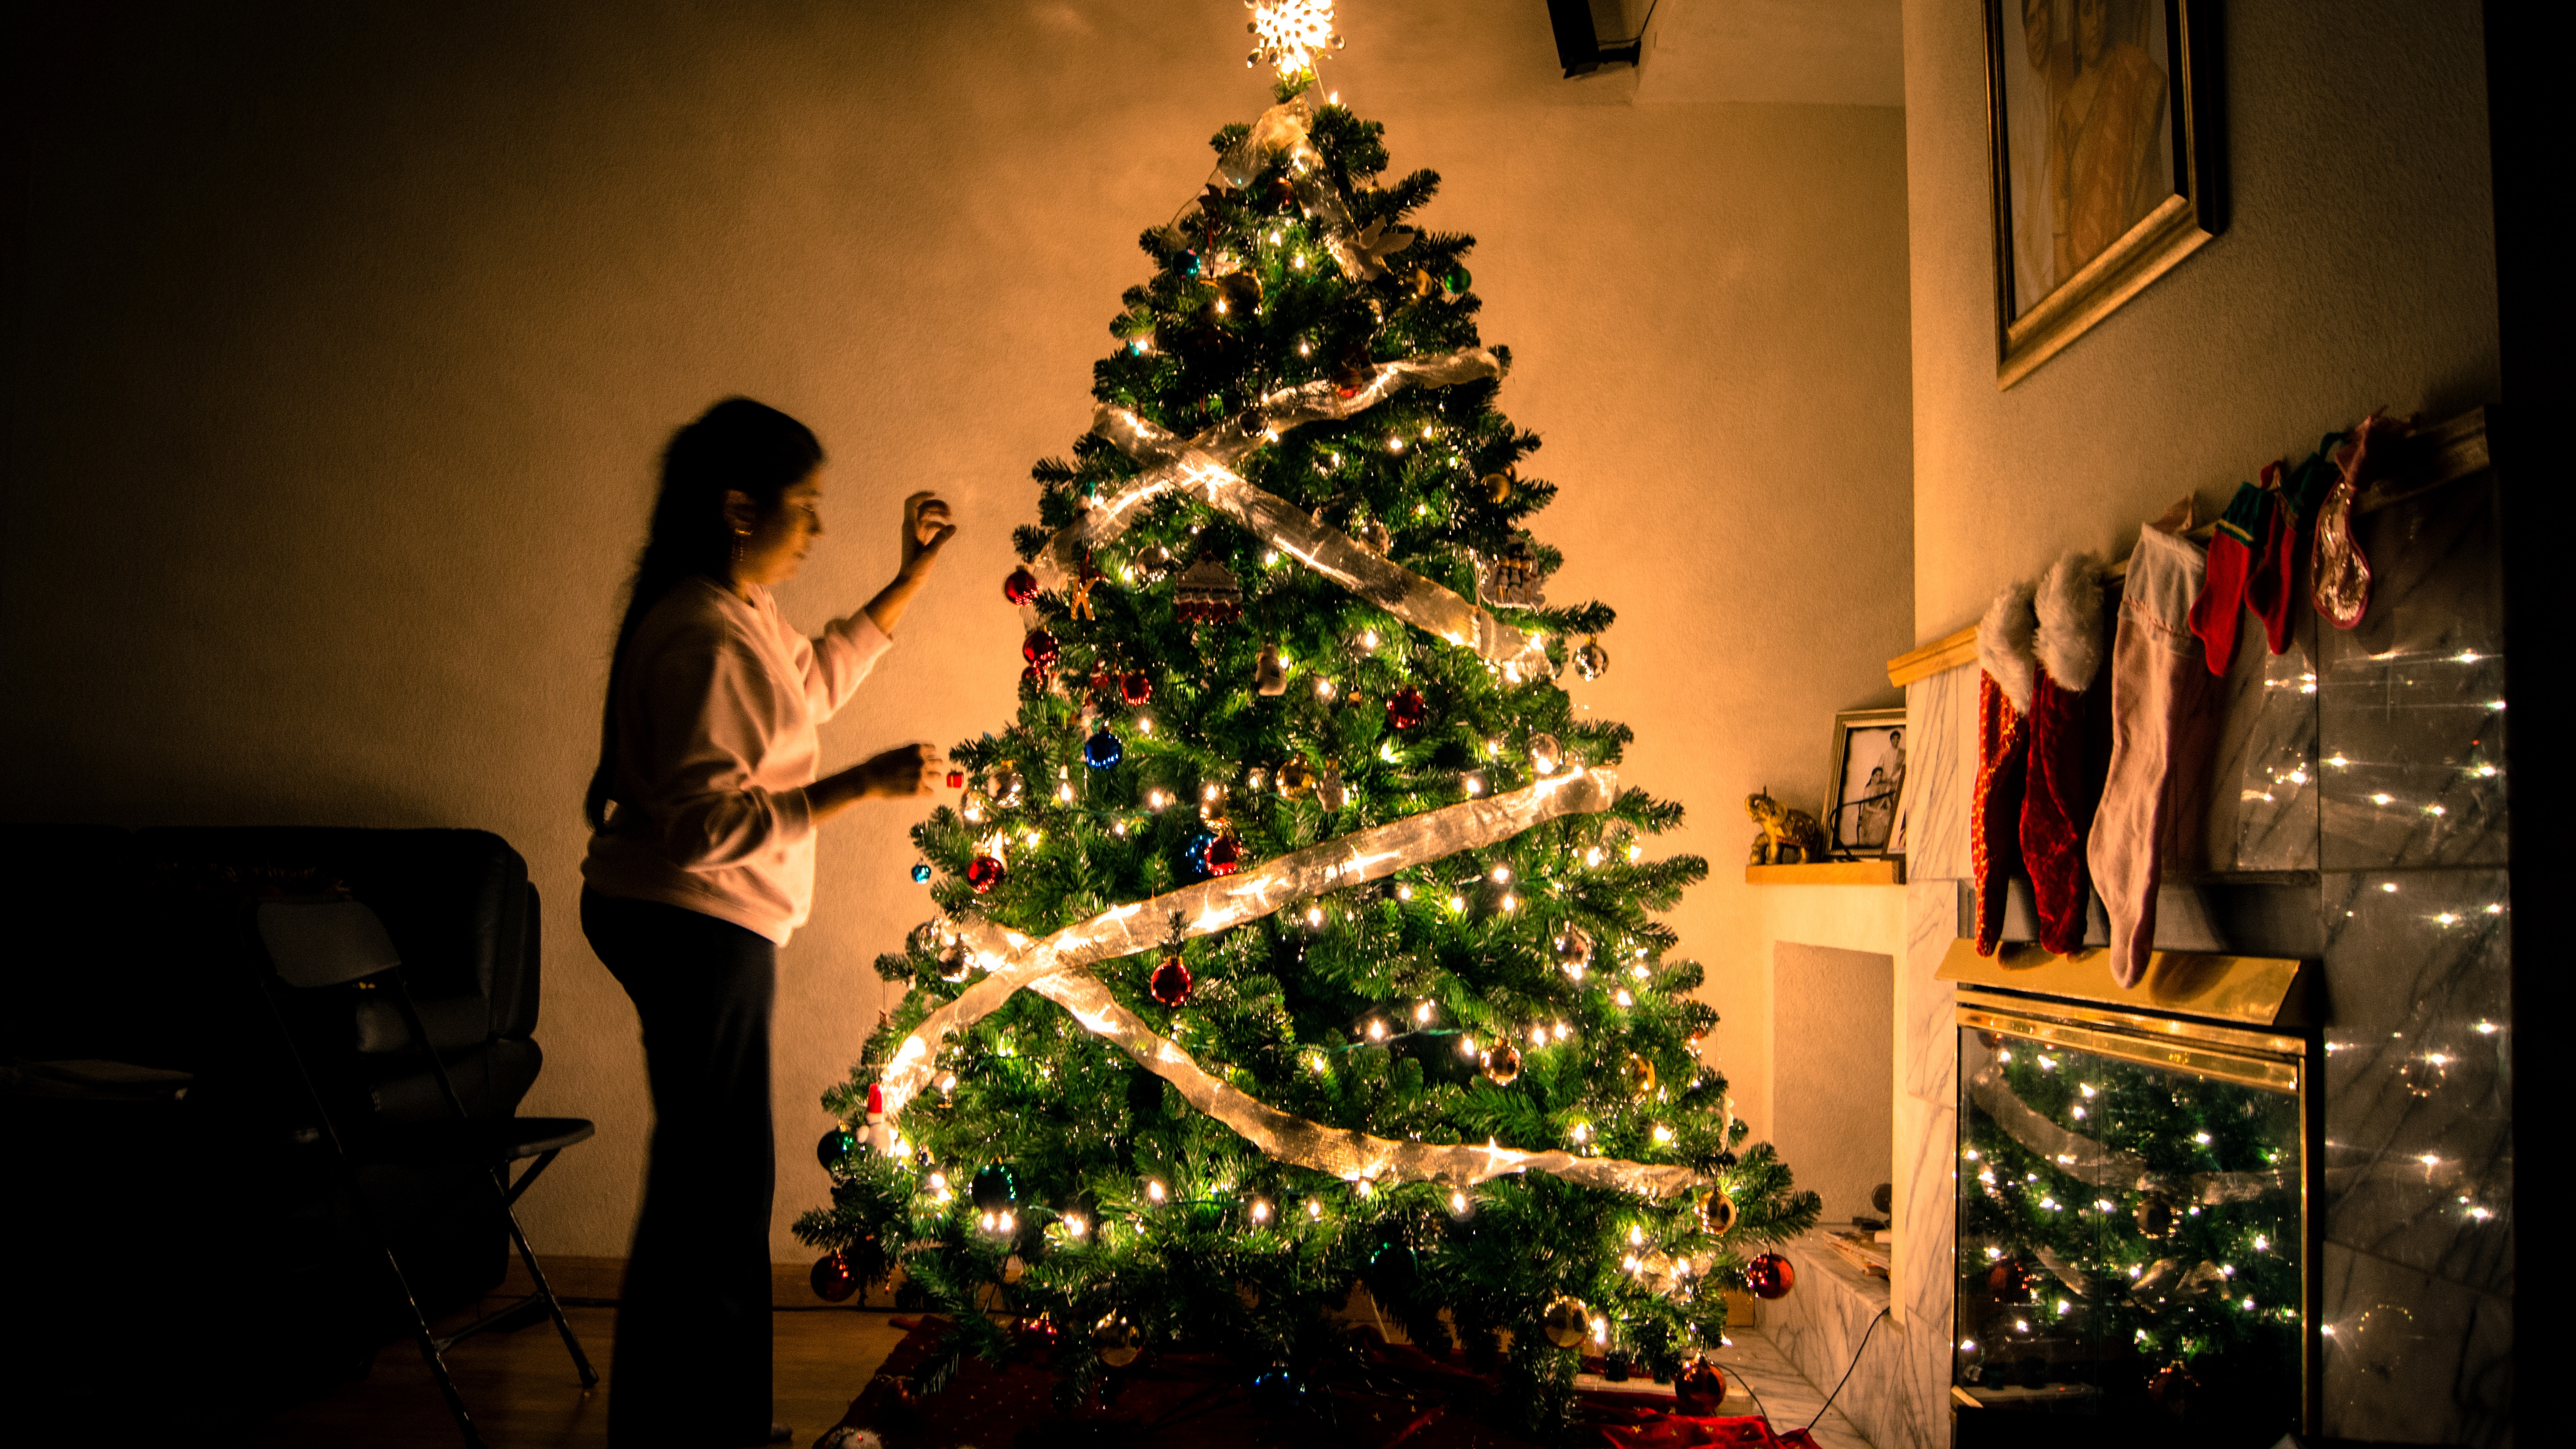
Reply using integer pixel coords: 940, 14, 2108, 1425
1696, 1186, 1738, 1236
1093, 1313, 1144, 1368
1277, 759, 1317, 798
1479, 1040, 1523, 1086
1541, 1296, 1593, 1350
1480, 471, 1514, 504
1620, 1052, 1658, 1101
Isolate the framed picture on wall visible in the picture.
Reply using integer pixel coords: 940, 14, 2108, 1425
1826, 708, 1909, 858
1984, 0, 2225, 388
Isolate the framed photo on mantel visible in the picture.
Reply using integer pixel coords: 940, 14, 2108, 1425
1827, 708, 1909, 859
1984, 0, 2225, 388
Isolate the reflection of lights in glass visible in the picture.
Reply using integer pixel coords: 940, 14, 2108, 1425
2371, 792, 2394, 805
2476, 1019, 2499, 1032
2436, 912, 2459, 925
2424, 803, 2447, 816
2382, 882, 2399, 892
2329, 754, 2350, 766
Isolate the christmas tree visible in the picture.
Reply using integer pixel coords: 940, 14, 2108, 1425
799, 28, 1818, 1432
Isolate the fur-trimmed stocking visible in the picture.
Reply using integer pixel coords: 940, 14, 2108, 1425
2021, 552, 2106, 955
1972, 582, 2038, 956
2088, 524, 2212, 987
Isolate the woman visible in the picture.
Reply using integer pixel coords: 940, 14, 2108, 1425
580, 397, 952, 1447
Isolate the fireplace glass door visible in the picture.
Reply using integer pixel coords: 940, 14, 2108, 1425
1954, 994, 2308, 1447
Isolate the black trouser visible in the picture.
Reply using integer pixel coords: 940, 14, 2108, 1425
581, 889, 776, 1448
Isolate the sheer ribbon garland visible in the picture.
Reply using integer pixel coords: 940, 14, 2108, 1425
1031, 353, 1554, 682
885, 768, 1707, 1196
1969, 1065, 2289, 1205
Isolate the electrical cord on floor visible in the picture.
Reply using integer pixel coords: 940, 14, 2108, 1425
1727, 1356, 1774, 1428
1803, 1307, 1891, 1434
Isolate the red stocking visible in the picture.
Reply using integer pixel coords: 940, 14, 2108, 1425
2089, 525, 2213, 987
2021, 552, 2105, 956
2187, 481, 2270, 676
2241, 462, 2299, 655
1972, 583, 2037, 956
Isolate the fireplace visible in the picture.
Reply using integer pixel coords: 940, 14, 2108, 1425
1942, 941, 2314, 1449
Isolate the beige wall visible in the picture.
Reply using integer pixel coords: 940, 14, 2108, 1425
1902, 0, 2498, 639
4, 2, 1913, 1259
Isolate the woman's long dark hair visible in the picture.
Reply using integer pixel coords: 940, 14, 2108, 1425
586, 397, 824, 832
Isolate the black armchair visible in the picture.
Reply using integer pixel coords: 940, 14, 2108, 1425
0, 824, 573, 1436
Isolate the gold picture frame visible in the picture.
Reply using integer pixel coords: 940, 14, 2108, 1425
1985, 0, 2225, 389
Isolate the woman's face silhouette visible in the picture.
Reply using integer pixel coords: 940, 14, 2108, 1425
730, 469, 827, 589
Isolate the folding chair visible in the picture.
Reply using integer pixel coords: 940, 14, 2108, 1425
253, 897, 598, 1448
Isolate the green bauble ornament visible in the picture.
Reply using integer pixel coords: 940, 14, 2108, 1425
817, 1124, 860, 1172
971, 1163, 1019, 1211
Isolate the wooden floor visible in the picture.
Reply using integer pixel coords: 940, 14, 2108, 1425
233, 1258, 911, 1449
233, 1259, 1865, 1449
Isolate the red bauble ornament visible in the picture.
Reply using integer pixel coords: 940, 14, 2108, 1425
1121, 671, 1154, 706
1203, 833, 1243, 876
1149, 956, 1194, 1007
1017, 1314, 1062, 1350
1023, 630, 1060, 668
1674, 1359, 1729, 1416
1745, 1252, 1795, 1300
810, 1251, 859, 1302
1003, 566, 1039, 604
2145, 1361, 2197, 1415
1021, 663, 1049, 689
1386, 687, 1428, 731
1986, 1259, 2031, 1303
966, 855, 1007, 893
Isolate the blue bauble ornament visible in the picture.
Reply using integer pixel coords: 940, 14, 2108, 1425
1084, 728, 1124, 769
910, 863, 932, 883
1177, 248, 1202, 278
1184, 830, 1216, 875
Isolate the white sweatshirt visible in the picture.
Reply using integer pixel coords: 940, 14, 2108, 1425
582, 576, 892, 943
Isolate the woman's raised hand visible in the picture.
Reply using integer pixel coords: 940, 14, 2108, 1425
902, 492, 956, 576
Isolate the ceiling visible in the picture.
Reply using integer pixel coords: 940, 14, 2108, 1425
1623, 0, 1906, 108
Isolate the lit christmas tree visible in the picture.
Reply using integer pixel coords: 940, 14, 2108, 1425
799, 22, 1818, 1431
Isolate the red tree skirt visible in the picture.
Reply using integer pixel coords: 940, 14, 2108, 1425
825, 1318, 1829, 1449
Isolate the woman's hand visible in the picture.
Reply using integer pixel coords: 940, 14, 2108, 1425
901, 492, 955, 578
807, 743, 946, 821
854, 742, 946, 797
864, 493, 957, 637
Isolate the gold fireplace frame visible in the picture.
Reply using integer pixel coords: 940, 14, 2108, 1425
1950, 947, 2321, 1435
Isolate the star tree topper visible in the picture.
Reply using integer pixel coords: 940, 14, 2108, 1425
1247, 0, 1343, 80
